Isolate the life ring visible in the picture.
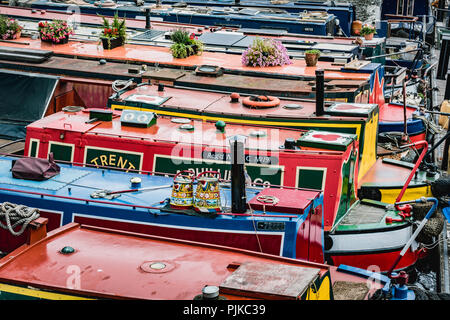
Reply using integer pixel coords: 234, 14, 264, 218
242, 95, 281, 109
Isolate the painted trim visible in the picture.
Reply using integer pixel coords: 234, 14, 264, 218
110, 104, 364, 139
28, 138, 40, 158
0, 283, 92, 300
327, 225, 415, 253
295, 166, 327, 191
72, 213, 287, 256
48, 141, 75, 163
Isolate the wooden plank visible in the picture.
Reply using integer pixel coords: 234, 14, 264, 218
220, 261, 320, 300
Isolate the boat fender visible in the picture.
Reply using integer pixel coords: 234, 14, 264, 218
414, 212, 445, 243
431, 178, 450, 198
242, 95, 280, 109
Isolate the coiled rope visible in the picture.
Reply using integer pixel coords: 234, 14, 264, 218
112, 79, 134, 94
0, 202, 40, 236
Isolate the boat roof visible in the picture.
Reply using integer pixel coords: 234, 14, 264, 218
110, 83, 376, 121
0, 222, 329, 299
0, 37, 376, 81
27, 109, 356, 154
0, 155, 320, 212
0, 5, 357, 45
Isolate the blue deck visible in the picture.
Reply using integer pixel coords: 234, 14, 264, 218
30, 1, 337, 36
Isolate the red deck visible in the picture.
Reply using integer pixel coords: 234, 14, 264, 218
0, 222, 381, 300
0, 38, 370, 80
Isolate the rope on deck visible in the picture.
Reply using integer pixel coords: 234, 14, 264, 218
0, 202, 40, 236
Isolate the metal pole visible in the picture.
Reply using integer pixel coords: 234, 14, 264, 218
423, 14, 426, 46
443, 223, 449, 293
403, 78, 408, 136
315, 69, 325, 116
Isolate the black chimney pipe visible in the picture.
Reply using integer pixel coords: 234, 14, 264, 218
145, 8, 151, 29
315, 69, 325, 116
229, 135, 247, 213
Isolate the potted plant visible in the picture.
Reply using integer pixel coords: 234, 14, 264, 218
169, 29, 203, 58
360, 24, 376, 40
304, 49, 321, 67
241, 38, 292, 67
0, 15, 23, 40
99, 13, 127, 50
38, 20, 73, 44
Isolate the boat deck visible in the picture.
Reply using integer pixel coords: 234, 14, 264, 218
0, 221, 379, 300
110, 83, 371, 121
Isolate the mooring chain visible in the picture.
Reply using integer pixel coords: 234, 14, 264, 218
0, 202, 40, 236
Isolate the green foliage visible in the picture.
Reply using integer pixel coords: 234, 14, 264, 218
169, 28, 204, 58
98, 12, 127, 49
305, 49, 321, 56
170, 42, 191, 59
171, 29, 191, 45
360, 25, 376, 36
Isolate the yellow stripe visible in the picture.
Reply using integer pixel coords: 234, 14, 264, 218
357, 112, 378, 182
0, 283, 94, 300
306, 275, 331, 300
111, 104, 363, 138
379, 185, 432, 204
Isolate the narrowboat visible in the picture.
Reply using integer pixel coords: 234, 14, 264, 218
106, 80, 438, 196
28, 0, 339, 36
123, 0, 357, 36
0, 217, 388, 300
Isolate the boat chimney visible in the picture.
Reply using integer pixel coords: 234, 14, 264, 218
229, 135, 247, 213
145, 8, 151, 29
315, 69, 325, 117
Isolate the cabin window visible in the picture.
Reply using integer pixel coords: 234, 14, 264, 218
397, 0, 404, 15
407, 0, 414, 16
28, 139, 39, 158
296, 167, 326, 191
48, 142, 74, 162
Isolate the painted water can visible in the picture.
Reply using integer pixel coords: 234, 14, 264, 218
170, 170, 195, 209
194, 171, 222, 213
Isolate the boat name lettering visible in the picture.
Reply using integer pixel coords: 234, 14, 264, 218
256, 221, 285, 231
202, 151, 278, 165
86, 148, 142, 172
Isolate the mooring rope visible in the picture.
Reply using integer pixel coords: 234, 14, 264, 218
0, 202, 40, 236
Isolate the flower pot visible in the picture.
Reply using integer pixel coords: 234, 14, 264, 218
12, 30, 21, 40
305, 53, 319, 67
40, 35, 70, 44
101, 36, 124, 50
189, 44, 198, 55
351, 20, 362, 36
364, 33, 374, 40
